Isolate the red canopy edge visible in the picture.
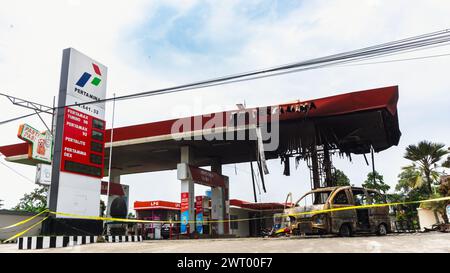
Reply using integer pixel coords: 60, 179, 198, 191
134, 200, 181, 211
133, 199, 288, 211
0, 86, 399, 158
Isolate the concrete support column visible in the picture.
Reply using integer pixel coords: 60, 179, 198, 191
180, 146, 195, 234
105, 174, 122, 236
223, 177, 230, 235
211, 187, 223, 235
211, 160, 229, 235
106, 174, 121, 217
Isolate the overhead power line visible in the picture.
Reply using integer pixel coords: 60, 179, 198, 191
0, 112, 40, 126
1, 28, 450, 126
67, 29, 450, 106
341, 52, 450, 67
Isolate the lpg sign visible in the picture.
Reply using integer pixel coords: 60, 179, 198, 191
49, 48, 107, 219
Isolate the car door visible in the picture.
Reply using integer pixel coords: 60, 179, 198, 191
351, 188, 371, 231
329, 188, 355, 233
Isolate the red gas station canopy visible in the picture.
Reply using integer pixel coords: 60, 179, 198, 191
0, 86, 401, 175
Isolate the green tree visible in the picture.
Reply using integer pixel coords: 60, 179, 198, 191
386, 192, 418, 222
0, 199, 4, 209
362, 171, 390, 194
13, 186, 48, 213
395, 166, 423, 194
429, 176, 450, 223
439, 176, 450, 197
332, 169, 350, 186
443, 156, 450, 169
393, 167, 431, 222
404, 141, 449, 196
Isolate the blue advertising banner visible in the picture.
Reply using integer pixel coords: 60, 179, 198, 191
181, 192, 189, 234
181, 210, 189, 234
196, 213, 203, 234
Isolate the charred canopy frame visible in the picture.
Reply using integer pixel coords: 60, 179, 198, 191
0, 86, 401, 195
270, 103, 400, 190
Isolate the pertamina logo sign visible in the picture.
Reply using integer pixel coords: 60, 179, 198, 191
75, 63, 102, 88
67, 55, 107, 118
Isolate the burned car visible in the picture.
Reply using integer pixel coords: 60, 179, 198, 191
285, 186, 391, 237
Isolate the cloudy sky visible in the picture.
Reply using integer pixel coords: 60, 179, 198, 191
0, 0, 449, 211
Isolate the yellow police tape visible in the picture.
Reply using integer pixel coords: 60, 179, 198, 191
49, 195, 450, 223
287, 196, 450, 217
3, 216, 49, 243
0, 209, 49, 230
1, 195, 449, 243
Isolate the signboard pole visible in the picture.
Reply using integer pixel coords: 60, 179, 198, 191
48, 48, 71, 215
45, 48, 108, 236
106, 93, 116, 217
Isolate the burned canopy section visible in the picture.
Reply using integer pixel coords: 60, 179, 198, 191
269, 86, 401, 189
0, 86, 401, 191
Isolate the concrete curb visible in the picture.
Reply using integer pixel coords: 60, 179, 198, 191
18, 235, 98, 250
104, 235, 142, 243
17, 235, 143, 250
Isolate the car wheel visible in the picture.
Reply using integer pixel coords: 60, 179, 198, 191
339, 224, 352, 237
377, 224, 387, 236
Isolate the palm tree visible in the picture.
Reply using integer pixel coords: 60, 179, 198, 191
443, 156, 450, 169
404, 141, 449, 196
399, 164, 440, 192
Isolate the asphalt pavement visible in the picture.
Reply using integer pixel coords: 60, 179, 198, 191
1, 232, 449, 253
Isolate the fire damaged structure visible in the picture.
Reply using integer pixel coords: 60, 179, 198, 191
273, 85, 401, 188
0, 85, 401, 236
